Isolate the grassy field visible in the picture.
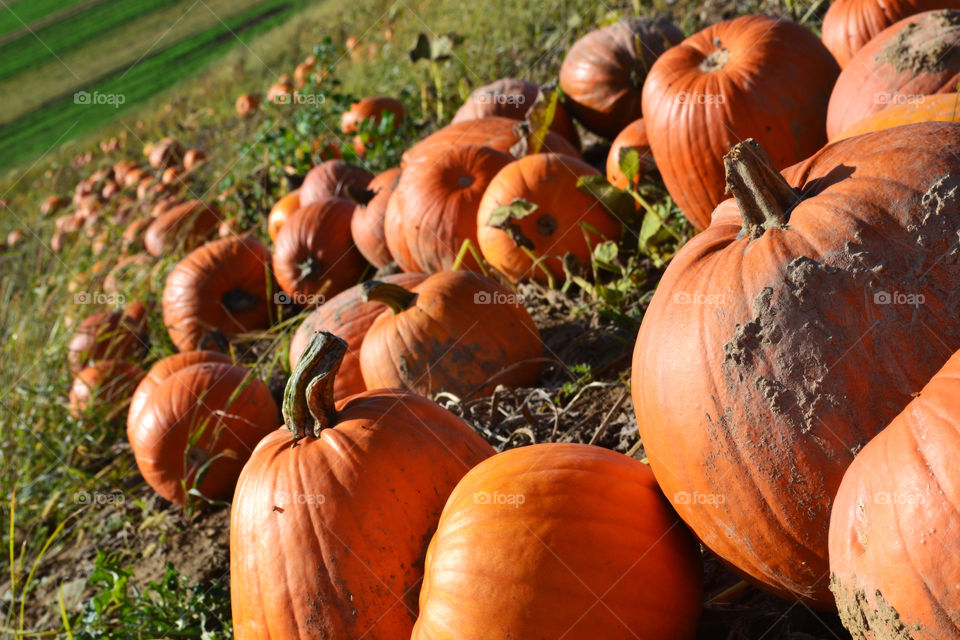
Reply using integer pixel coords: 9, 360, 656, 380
0, 0, 841, 637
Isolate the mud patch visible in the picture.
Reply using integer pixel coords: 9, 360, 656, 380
877, 10, 960, 75
830, 575, 919, 640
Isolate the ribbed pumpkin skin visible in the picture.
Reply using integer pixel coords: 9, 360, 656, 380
642, 15, 839, 230
162, 236, 273, 352
385, 145, 512, 273
129, 362, 278, 505
559, 19, 683, 138
401, 117, 581, 170
829, 349, 960, 639
267, 190, 301, 242
412, 443, 703, 640
451, 78, 580, 147
288, 272, 427, 399
835, 92, 960, 139
69, 360, 144, 419
127, 351, 233, 431
272, 199, 368, 301
230, 389, 495, 640
359, 271, 542, 398
299, 160, 373, 206
476, 153, 621, 283
350, 168, 400, 268
631, 123, 960, 607
606, 117, 654, 190
144, 201, 221, 257
826, 10, 960, 140
821, 0, 960, 68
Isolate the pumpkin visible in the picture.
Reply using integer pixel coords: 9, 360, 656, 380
67, 308, 148, 373
826, 9, 960, 139
266, 81, 294, 104
128, 361, 278, 505
272, 198, 368, 303
559, 18, 684, 138
267, 189, 300, 242
821, 0, 960, 68
340, 96, 404, 133
451, 78, 580, 147
148, 138, 183, 169
41, 195, 67, 216
230, 331, 494, 640
829, 348, 960, 638
144, 200, 221, 257
293, 60, 317, 87
359, 271, 542, 398
288, 272, 427, 400
835, 92, 960, 139
235, 93, 261, 116
122, 167, 144, 187
606, 117, 655, 190
401, 116, 581, 170
121, 216, 152, 253
69, 360, 144, 420
162, 236, 273, 352
631, 124, 960, 607
475, 152, 621, 283
349, 167, 399, 268
412, 443, 703, 640
642, 15, 839, 230
299, 160, 373, 206
385, 145, 513, 273
127, 350, 233, 430
6, 229, 24, 249
182, 149, 206, 170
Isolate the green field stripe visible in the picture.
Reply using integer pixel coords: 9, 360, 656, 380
0, 0, 182, 83
0, 0, 92, 38
0, 0, 299, 168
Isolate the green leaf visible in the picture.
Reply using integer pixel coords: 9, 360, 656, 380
576, 175, 638, 223
523, 84, 560, 155
486, 198, 538, 249
592, 240, 619, 271
618, 147, 641, 184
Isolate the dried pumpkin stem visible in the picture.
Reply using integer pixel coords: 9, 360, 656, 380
281, 331, 348, 440
361, 281, 418, 314
723, 138, 798, 238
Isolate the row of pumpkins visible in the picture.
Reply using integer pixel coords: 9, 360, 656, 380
57, 0, 960, 637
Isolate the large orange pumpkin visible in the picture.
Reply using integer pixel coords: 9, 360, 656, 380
413, 443, 703, 640
476, 152, 621, 283
144, 200, 221, 257
272, 199, 368, 303
835, 92, 960, 140
605, 117, 655, 190
288, 272, 426, 400
299, 160, 373, 206
127, 351, 233, 431
401, 117, 580, 170
385, 145, 512, 273
162, 236, 273, 352
821, 0, 960, 68
267, 189, 300, 242
642, 14, 839, 230
451, 78, 580, 147
559, 18, 683, 138
631, 124, 960, 607
826, 9, 960, 140
230, 331, 494, 640
359, 271, 542, 398
349, 167, 399, 268
829, 348, 960, 638
128, 361, 278, 505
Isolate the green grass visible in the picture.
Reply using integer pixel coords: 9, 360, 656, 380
0, 0, 93, 38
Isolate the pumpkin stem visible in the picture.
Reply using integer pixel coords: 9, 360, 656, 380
281, 331, 348, 440
723, 139, 798, 239
361, 280, 417, 314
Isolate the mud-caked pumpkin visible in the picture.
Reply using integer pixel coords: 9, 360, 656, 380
230, 331, 494, 640
413, 443, 703, 640
826, 9, 960, 139
632, 123, 960, 607
349, 167, 399, 268
359, 271, 542, 398
642, 14, 839, 229
162, 236, 273, 352
386, 145, 513, 273
288, 272, 427, 400
128, 360, 278, 505
476, 152, 622, 283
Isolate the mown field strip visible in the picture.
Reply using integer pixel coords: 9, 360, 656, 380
0, 0, 298, 169
0, 0, 94, 38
